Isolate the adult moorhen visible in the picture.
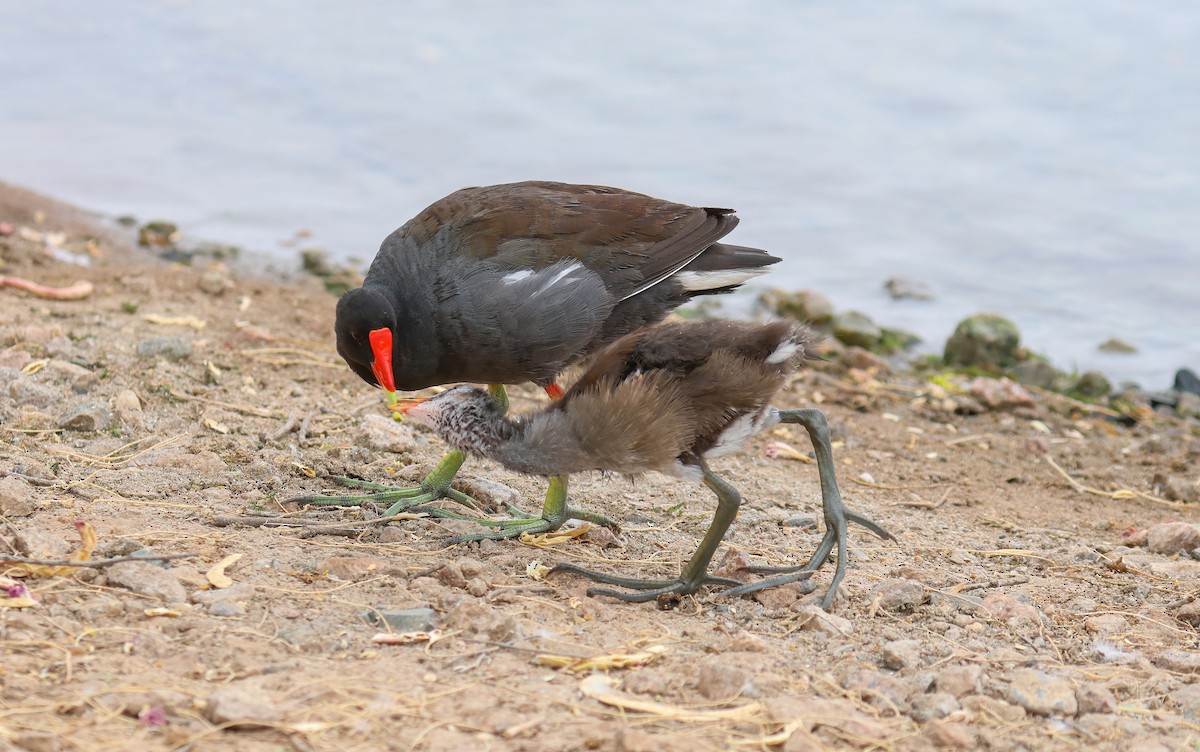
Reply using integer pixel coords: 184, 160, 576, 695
296, 181, 780, 536
397, 320, 893, 608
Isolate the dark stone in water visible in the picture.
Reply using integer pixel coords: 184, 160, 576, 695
1175, 368, 1200, 396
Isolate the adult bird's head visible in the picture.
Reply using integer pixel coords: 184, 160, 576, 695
335, 287, 398, 394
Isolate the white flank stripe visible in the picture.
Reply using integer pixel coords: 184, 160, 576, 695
672, 267, 768, 292
503, 270, 533, 284
766, 340, 798, 364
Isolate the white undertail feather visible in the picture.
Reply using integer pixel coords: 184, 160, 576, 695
672, 267, 770, 292
704, 407, 781, 458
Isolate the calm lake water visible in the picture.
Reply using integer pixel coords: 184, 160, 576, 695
2, 1, 1198, 387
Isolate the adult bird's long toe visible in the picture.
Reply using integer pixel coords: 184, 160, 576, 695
288, 181, 779, 522
400, 320, 893, 608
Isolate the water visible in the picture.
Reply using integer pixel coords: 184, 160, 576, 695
2, 1, 1198, 387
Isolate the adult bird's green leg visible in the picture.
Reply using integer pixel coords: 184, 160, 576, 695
551, 462, 745, 601
448, 473, 619, 543
282, 384, 520, 514
722, 407, 894, 609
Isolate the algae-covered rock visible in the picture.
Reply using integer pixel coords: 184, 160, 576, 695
833, 310, 881, 349
757, 288, 834, 325
943, 314, 1021, 369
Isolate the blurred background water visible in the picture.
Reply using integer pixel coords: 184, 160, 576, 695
1, 1, 1197, 387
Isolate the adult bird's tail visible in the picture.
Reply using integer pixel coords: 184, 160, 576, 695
672, 242, 780, 295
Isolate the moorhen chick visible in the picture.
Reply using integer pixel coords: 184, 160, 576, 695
295, 181, 779, 534
397, 320, 893, 608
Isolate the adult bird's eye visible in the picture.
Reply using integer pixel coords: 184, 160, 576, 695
351, 330, 364, 343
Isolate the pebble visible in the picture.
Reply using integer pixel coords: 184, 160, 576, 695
362, 607, 438, 632
793, 605, 854, 636
137, 220, 179, 248
435, 562, 468, 589
191, 583, 254, 617
832, 310, 882, 350
113, 389, 143, 426
1176, 600, 1200, 627
465, 576, 490, 597
199, 267, 233, 296
318, 556, 396, 580
843, 669, 909, 710
11, 525, 74, 559
104, 561, 187, 604
968, 377, 1036, 411
1098, 337, 1138, 354
59, 402, 114, 432
1176, 391, 1200, 419
757, 288, 834, 325
869, 578, 927, 612
881, 639, 923, 670
581, 524, 625, 548
136, 336, 193, 361
883, 275, 934, 301
1146, 522, 1200, 555
9, 378, 59, 408
1169, 683, 1200, 721
617, 729, 692, 752
359, 413, 420, 453
1154, 649, 1200, 674
1075, 682, 1118, 714
203, 684, 283, 726
960, 693, 1026, 723
11, 733, 60, 752
936, 665, 983, 698
1175, 368, 1200, 396
943, 313, 1021, 369
910, 691, 960, 722
1073, 371, 1112, 399
697, 660, 752, 700
839, 346, 891, 374
1084, 613, 1128, 635
451, 477, 521, 510
1006, 668, 1078, 716
0, 476, 36, 517
1011, 360, 1059, 389
924, 719, 976, 749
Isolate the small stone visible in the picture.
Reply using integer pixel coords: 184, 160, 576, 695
960, 693, 1026, 723
113, 389, 143, 426
1146, 522, 1200, 555
910, 691, 960, 722
59, 402, 114, 432
968, 377, 1036, 411
1098, 337, 1137, 354
300, 248, 336, 277
840, 346, 891, 374
980, 592, 1044, 627
12, 733, 61, 752
881, 639, 923, 670
199, 267, 233, 296
936, 665, 983, 698
884, 275, 934, 301
1011, 360, 1059, 389
1176, 600, 1200, 627
1075, 682, 1117, 714
792, 605, 855, 636
944, 313, 1021, 368
136, 336, 193, 361
363, 607, 438, 632
359, 414, 419, 453
105, 562, 187, 604
616, 729, 692, 752
726, 630, 767, 652
450, 477, 521, 510
1169, 683, 1200, 721
435, 562, 468, 589
832, 310, 882, 349
1174, 368, 1200, 396
1084, 613, 1127, 635
0, 476, 36, 517
843, 669, 910, 710
1155, 649, 1200, 674
203, 684, 283, 726
1006, 668, 1077, 716
581, 524, 624, 549
751, 582, 809, 610
757, 288, 834, 325
318, 556, 395, 580
1073, 371, 1112, 400
1176, 392, 1200, 419
465, 576, 489, 597
697, 660, 751, 700
9, 379, 60, 408
925, 719, 975, 749
191, 583, 254, 617
869, 578, 927, 612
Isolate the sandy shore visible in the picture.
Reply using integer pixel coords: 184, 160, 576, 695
1, 180, 1199, 751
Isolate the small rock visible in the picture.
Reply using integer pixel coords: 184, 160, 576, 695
105, 561, 187, 604
936, 665, 983, 698
113, 389, 143, 426
9, 378, 59, 408
1072, 371, 1112, 400
910, 691, 960, 722
581, 524, 624, 548
1006, 668, 1077, 716
362, 607, 438, 632
869, 578, 927, 612
980, 592, 1044, 627
59, 402, 114, 432
881, 639, 923, 670
1170, 683, 1200, 721
1176, 600, 1200, 627
1146, 522, 1200, 555
0, 347, 32, 370
616, 729, 692, 752
191, 583, 255, 617
0, 476, 36, 517
884, 275, 934, 301
1011, 360, 1059, 389
726, 631, 767, 652
792, 605, 854, 636
1085, 613, 1127, 635
712, 547, 753, 580
697, 660, 751, 700
359, 414, 419, 453
451, 477, 521, 510
1176, 392, 1200, 420
199, 266, 233, 296
925, 719, 975, 749
844, 669, 910, 710
1155, 649, 1200, 674
944, 313, 1021, 369
11, 525, 74, 559
318, 556, 396, 580
832, 310, 882, 350
203, 684, 284, 726
757, 288, 834, 325
751, 582, 809, 610
1161, 476, 1200, 503
840, 346, 891, 374
968, 377, 1036, 411
435, 562, 468, 589
138, 221, 179, 248
136, 336, 193, 361
960, 693, 1026, 723
1098, 337, 1137, 354
12, 733, 61, 752
1174, 368, 1200, 396
465, 576, 489, 597
1075, 682, 1117, 714
300, 248, 336, 277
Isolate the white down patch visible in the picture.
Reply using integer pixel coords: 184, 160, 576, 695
672, 267, 769, 292
704, 407, 781, 458
766, 339, 799, 364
